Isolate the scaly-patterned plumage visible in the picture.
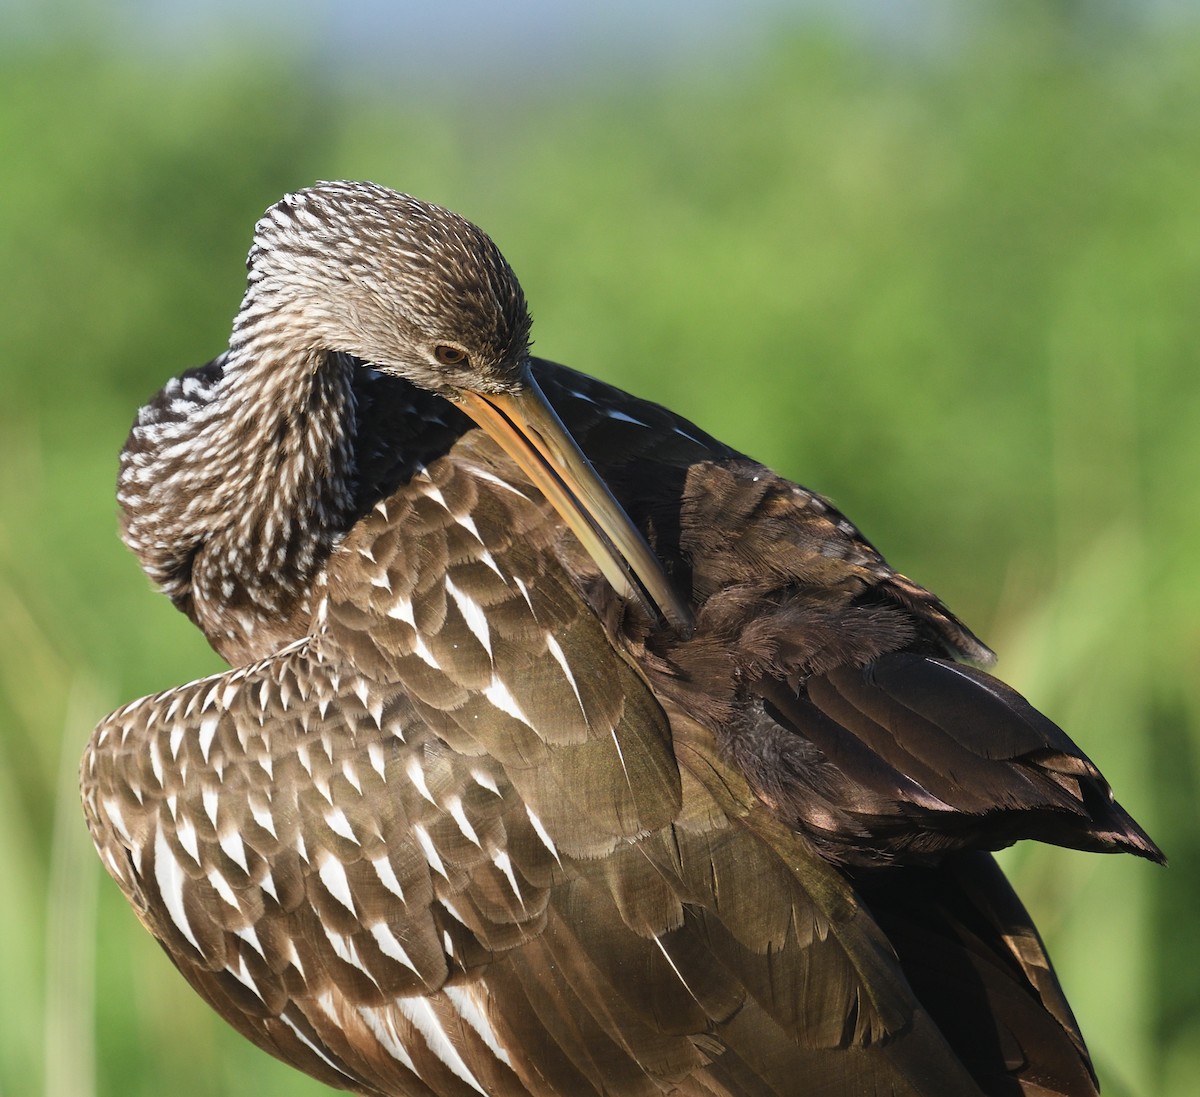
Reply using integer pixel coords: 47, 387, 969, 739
83, 181, 1161, 1097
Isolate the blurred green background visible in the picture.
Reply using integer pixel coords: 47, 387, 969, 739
2, 3, 1197, 1096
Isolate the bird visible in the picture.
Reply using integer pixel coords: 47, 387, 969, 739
82, 180, 1161, 1097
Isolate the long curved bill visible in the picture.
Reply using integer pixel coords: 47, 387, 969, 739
457, 366, 693, 633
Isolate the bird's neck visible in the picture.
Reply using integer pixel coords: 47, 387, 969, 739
218, 344, 359, 581
119, 343, 359, 660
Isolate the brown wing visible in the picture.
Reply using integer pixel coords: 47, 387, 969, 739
542, 408, 1159, 871
84, 637, 1013, 1097
83, 430, 999, 1097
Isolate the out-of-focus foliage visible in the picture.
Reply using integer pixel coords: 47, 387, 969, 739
2, 6, 1197, 1096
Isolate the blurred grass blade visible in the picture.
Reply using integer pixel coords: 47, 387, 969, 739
44, 681, 105, 1097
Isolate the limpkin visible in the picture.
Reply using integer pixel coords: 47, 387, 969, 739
82, 180, 1161, 1097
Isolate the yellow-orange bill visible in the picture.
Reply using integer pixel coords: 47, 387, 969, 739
457, 368, 692, 633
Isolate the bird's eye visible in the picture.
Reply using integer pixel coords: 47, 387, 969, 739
433, 345, 470, 368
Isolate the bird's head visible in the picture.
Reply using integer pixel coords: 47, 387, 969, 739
239, 181, 692, 633
245, 180, 532, 398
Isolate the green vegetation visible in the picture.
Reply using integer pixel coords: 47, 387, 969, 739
3, 9, 1198, 1096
